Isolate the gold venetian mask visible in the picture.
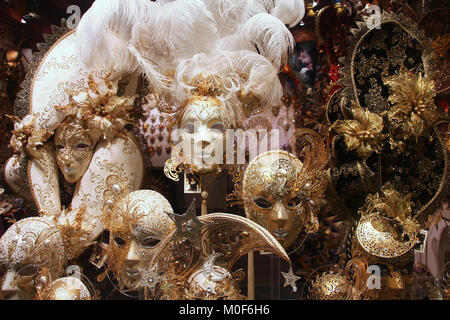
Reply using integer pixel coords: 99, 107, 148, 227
102, 188, 175, 290
242, 151, 309, 248
0, 217, 66, 300
54, 121, 95, 183
351, 188, 420, 298
177, 96, 231, 175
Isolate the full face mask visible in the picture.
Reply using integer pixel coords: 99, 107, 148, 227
102, 189, 175, 290
242, 150, 308, 248
54, 120, 95, 183
0, 217, 66, 300
178, 96, 231, 175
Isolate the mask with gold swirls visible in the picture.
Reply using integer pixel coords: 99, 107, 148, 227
0, 217, 66, 300
351, 187, 421, 298
54, 119, 96, 183
242, 150, 307, 248
101, 178, 175, 291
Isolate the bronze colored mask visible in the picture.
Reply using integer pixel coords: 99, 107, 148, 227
242, 151, 307, 248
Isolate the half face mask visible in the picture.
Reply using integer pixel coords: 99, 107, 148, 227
54, 121, 95, 183
0, 217, 66, 300
242, 150, 308, 248
178, 96, 231, 175
102, 189, 175, 290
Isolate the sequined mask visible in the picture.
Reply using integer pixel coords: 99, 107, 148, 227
54, 122, 94, 183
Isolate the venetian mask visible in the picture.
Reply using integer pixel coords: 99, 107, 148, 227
0, 217, 66, 300
351, 188, 420, 298
102, 189, 175, 290
177, 96, 231, 175
242, 150, 308, 248
54, 121, 95, 183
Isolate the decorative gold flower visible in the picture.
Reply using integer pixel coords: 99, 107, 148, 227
56, 75, 137, 142
330, 101, 385, 160
368, 186, 420, 242
8, 114, 52, 158
375, 188, 413, 222
384, 71, 438, 149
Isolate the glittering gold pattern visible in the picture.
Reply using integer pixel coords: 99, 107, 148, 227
356, 187, 420, 259
384, 70, 439, 150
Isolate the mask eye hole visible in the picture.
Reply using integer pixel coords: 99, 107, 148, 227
56, 144, 65, 150
113, 237, 126, 248
140, 237, 160, 248
252, 197, 273, 209
183, 123, 195, 134
17, 265, 38, 278
210, 123, 225, 133
75, 143, 90, 149
287, 195, 304, 208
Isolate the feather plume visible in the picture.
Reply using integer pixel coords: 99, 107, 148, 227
202, 0, 266, 36
268, 0, 305, 27
76, 0, 158, 78
159, 0, 218, 59
240, 13, 294, 70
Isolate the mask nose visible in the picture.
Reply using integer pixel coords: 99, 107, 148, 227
125, 240, 139, 268
61, 150, 74, 164
272, 202, 288, 228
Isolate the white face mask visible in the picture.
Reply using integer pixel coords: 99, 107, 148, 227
0, 217, 66, 300
178, 97, 231, 174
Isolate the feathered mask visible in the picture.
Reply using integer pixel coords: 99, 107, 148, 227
76, 0, 306, 126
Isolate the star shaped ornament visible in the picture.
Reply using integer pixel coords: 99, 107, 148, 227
135, 263, 166, 293
166, 199, 212, 249
281, 267, 301, 292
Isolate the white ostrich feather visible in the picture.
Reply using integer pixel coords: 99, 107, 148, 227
270, 0, 305, 27
240, 13, 294, 70
202, 0, 266, 36
150, 0, 218, 60
76, 0, 158, 77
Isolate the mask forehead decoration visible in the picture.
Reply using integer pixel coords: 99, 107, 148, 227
244, 151, 301, 201
143, 208, 292, 300
100, 175, 175, 290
